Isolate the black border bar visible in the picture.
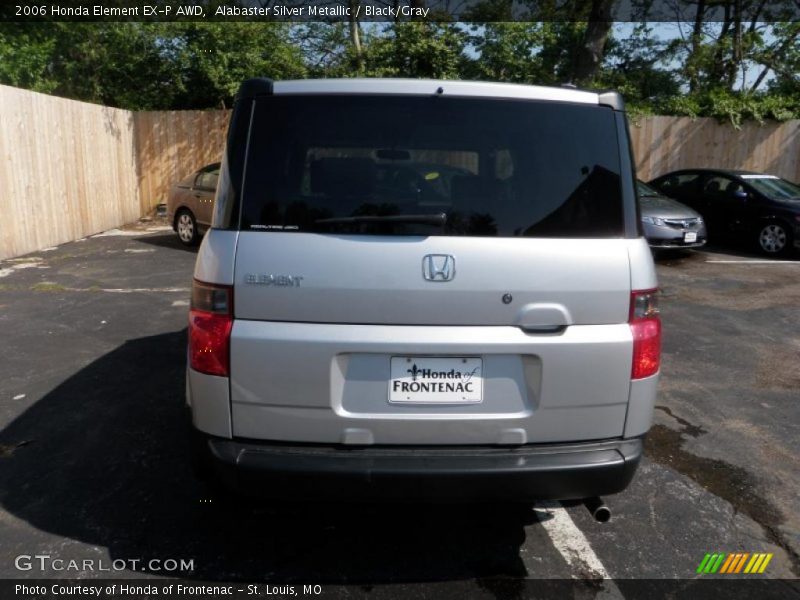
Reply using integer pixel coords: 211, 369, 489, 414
3, 1, 800, 23
4, 578, 800, 600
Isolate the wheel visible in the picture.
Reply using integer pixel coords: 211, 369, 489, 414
757, 221, 792, 255
175, 209, 198, 246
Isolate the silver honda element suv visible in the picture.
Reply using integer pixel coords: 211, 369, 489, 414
186, 78, 660, 503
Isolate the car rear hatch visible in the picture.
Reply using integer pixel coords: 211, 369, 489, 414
225, 86, 644, 445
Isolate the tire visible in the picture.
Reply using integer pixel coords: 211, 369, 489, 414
175, 209, 198, 246
757, 221, 792, 256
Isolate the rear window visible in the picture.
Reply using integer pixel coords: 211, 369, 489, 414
742, 175, 800, 201
240, 95, 624, 237
653, 173, 700, 195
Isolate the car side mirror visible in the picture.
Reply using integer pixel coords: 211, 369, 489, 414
733, 190, 749, 200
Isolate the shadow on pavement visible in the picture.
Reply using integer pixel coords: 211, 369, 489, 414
653, 242, 798, 266
651, 247, 704, 265
134, 233, 199, 253
0, 330, 533, 582
699, 241, 798, 260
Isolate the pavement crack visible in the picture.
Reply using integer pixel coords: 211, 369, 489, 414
654, 405, 707, 438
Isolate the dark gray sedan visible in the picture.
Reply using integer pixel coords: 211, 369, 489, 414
638, 181, 707, 249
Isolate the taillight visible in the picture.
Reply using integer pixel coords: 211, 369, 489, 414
189, 280, 233, 377
630, 289, 661, 379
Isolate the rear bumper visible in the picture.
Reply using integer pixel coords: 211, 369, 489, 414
200, 433, 644, 502
648, 239, 706, 249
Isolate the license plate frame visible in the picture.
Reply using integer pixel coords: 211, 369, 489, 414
684, 231, 698, 243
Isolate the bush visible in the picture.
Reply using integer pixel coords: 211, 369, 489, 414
651, 90, 799, 128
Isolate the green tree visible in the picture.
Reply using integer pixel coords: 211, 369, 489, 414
170, 23, 307, 109
290, 23, 346, 77
600, 24, 681, 106
363, 22, 466, 79
0, 17, 798, 121
752, 22, 800, 94
465, 23, 550, 83
0, 23, 307, 110
47, 24, 179, 110
0, 24, 57, 94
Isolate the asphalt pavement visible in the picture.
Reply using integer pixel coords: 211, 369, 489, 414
0, 222, 797, 597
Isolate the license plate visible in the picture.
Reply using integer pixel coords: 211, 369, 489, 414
684, 232, 697, 243
389, 357, 483, 404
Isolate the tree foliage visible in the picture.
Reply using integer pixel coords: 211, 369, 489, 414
0, 22, 307, 109
0, 12, 798, 123
363, 22, 466, 79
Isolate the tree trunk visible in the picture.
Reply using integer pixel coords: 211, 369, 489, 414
348, 0, 364, 73
728, 0, 743, 89
709, 8, 732, 88
571, 0, 614, 85
688, 0, 707, 93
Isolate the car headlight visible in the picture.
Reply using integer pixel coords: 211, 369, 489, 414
642, 216, 665, 226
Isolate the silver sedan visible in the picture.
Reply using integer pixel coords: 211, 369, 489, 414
639, 181, 707, 249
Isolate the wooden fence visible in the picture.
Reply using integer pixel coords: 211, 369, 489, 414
630, 115, 800, 183
0, 85, 140, 260
134, 110, 230, 213
2, 83, 800, 260
134, 111, 800, 211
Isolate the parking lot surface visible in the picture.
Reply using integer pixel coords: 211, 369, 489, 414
0, 223, 798, 595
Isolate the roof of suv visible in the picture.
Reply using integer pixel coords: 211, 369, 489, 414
236, 78, 624, 110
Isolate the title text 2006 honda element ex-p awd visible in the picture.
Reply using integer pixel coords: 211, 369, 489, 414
186, 78, 660, 504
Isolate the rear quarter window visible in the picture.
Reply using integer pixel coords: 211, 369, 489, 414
653, 173, 700, 196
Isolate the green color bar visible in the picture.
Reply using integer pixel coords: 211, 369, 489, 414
697, 554, 712, 574
710, 553, 726, 573
704, 553, 719, 573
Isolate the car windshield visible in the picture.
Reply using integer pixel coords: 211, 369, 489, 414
637, 181, 661, 197
741, 175, 800, 201
240, 95, 625, 237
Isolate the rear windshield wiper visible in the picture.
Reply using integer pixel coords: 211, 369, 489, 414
314, 213, 447, 226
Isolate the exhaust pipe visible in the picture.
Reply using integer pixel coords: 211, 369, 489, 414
584, 497, 611, 523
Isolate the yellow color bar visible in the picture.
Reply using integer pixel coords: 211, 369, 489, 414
758, 554, 773, 574
746, 554, 765, 573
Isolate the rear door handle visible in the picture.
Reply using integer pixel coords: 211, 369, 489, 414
514, 303, 572, 332
519, 324, 567, 334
